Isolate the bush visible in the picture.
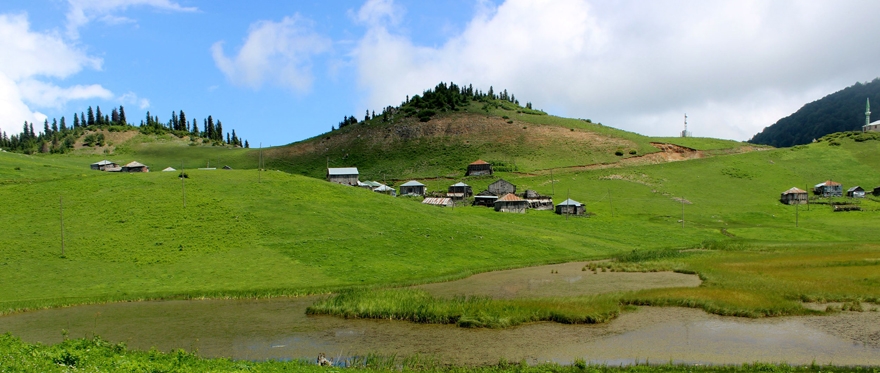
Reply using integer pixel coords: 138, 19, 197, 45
629, 150, 637, 155
614, 150, 624, 156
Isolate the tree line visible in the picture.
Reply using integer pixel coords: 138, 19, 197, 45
0, 105, 248, 154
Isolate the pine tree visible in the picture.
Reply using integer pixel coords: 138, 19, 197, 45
95, 106, 103, 126
43, 120, 50, 138
51, 119, 58, 135
231, 129, 238, 146
171, 111, 178, 130
146, 111, 152, 126
207, 116, 214, 140
111, 108, 119, 124
119, 106, 127, 125
73, 114, 79, 128
87, 107, 95, 126
29, 122, 35, 138
80, 113, 86, 128
215, 121, 223, 141
178, 111, 186, 132
244, 140, 249, 148
191, 118, 198, 136
60, 117, 67, 132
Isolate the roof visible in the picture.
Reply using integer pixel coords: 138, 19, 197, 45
557, 198, 583, 206
816, 180, 841, 187
847, 186, 864, 192
475, 190, 498, 197
422, 197, 452, 205
781, 187, 806, 195
362, 180, 382, 187
450, 182, 470, 187
469, 159, 489, 165
161, 167, 176, 172
123, 161, 147, 168
400, 180, 425, 187
328, 167, 359, 175
496, 193, 524, 202
373, 185, 394, 192
92, 160, 115, 166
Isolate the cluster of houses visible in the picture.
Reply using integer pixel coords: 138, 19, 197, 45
90, 160, 150, 172
779, 180, 880, 205
327, 160, 587, 216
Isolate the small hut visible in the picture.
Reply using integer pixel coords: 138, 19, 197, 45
523, 190, 554, 210
122, 161, 149, 172
399, 180, 426, 196
422, 197, 453, 207
779, 187, 808, 205
847, 186, 865, 198
494, 193, 528, 213
555, 199, 586, 216
373, 184, 396, 196
473, 190, 498, 207
488, 179, 516, 196
447, 182, 473, 200
222, 165, 232, 170
327, 167, 359, 186
466, 159, 493, 176
813, 180, 842, 197
161, 167, 176, 172
90, 160, 118, 171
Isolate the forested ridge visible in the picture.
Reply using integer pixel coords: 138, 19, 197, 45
749, 78, 880, 147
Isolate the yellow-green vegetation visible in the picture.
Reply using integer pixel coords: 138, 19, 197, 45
3, 333, 878, 373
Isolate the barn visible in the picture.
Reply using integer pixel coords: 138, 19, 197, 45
122, 161, 149, 172
473, 190, 499, 207
847, 186, 866, 198
555, 199, 586, 215
813, 180, 842, 197
523, 190, 554, 210
327, 167, 359, 186
466, 159, 493, 176
448, 182, 473, 200
399, 180, 426, 196
488, 179, 516, 196
494, 193, 528, 213
90, 160, 118, 171
779, 187, 808, 205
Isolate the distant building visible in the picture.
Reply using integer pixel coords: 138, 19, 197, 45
780, 187, 808, 205
473, 190, 499, 207
523, 190, 554, 210
373, 184, 396, 196
447, 182, 473, 200
555, 198, 586, 215
399, 180, 426, 196
488, 179, 516, 196
813, 180, 842, 197
465, 159, 493, 176
863, 98, 880, 132
121, 161, 149, 172
161, 167, 176, 172
494, 193, 528, 213
222, 165, 232, 170
847, 186, 865, 198
90, 160, 118, 171
422, 197, 453, 207
327, 167, 359, 186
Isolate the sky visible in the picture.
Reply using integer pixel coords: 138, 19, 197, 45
2, 0, 880, 146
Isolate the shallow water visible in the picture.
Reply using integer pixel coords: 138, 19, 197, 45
1, 264, 879, 366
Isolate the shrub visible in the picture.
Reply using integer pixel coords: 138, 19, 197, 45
629, 150, 637, 155
614, 150, 624, 156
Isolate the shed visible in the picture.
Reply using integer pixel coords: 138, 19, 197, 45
847, 186, 865, 198
422, 197, 453, 207
399, 180, 426, 196
488, 179, 516, 196
447, 182, 473, 200
465, 159, 493, 176
523, 190, 554, 210
473, 190, 498, 207
327, 167, 359, 186
90, 160, 118, 171
494, 193, 528, 213
161, 167, 176, 172
779, 187, 808, 205
122, 161, 149, 172
373, 184, 396, 196
222, 165, 232, 170
813, 180, 842, 197
555, 198, 586, 216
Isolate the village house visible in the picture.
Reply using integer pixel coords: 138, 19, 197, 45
847, 186, 866, 198
422, 197, 453, 207
447, 182, 473, 200
813, 180, 842, 197
399, 180, 426, 196
122, 161, 149, 172
473, 190, 499, 207
327, 167, 359, 186
488, 179, 516, 196
780, 187, 808, 205
465, 159, 493, 176
494, 193, 528, 213
555, 198, 586, 216
90, 160, 118, 171
523, 190, 554, 210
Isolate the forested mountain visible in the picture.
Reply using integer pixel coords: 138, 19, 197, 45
749, 78, 880, 147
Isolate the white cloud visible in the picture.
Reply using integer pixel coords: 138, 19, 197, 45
212, 15, 332, 93
18, 79, 114, 108
353, 0, 880, 141
66, 0, 197, 39
117, 91, 150, 109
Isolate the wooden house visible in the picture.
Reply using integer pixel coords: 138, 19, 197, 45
523, 190, 554, 210
122, 161, 149, 172
466, 159, 493, 176
494, 193, 528, 213
422, 197, 453, 207
813, 180, 842, 197
779, 187, 808, 205
555, 199, 586, 215
447, 182, 473, 200
847, 186, 865, 198
473, 190, 498, 207
327, 167, 359, 186
488, 179, 516, 196
399, 180, 426, 196
90, 160, 118, 171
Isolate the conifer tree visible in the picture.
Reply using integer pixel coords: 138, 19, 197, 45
215, 121, 223, 141
51, 119, 58, 135
245, 140, 249, 148
73, 114, 79, 128
178, 111, 186, 132
96, 106, 104, 125
191, 118, 198, 136
43, 120, 50, 138
80, 113, 86, 128
206, 116, 214, 140
60, 117, 67, 132
111, 108, 119, 124
87, 107, 95, 126
119, 106, 127, 125
171, 111, 178, 130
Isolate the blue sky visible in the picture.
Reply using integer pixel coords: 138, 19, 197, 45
2, 0, 880, 145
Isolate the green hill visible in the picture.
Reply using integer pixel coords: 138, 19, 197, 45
749, 78, 880, 147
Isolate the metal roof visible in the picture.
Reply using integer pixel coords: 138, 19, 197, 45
362, 180, 382, 187
469, 159, 489, 165
450, 182, 470, 187
496, 193, 524, 202
328, 167, 359, 175
422, 197, 452, 206
816, 180, 841, 187
781, 187, 807, 195
161, 167, 176, 172
123, 161, 147, 168
373, 185, 394, 192
557, 198, 583, 206
847, 186, 864, 192
400, 180, 425, 187
92, 160, 115, 165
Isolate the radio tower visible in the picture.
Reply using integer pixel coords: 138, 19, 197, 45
681, 113, 691, 137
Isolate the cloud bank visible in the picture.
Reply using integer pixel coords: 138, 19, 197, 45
65, 0, 197, 39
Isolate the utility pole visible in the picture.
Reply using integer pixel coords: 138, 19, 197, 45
608, 189, 614, 217
59, 196, 65, 257
796, 202, 799, 227
259, 143, 263, 183
681, 196, 685, 228
550, 168, 555, 195
806, 184, 810, 211
566, 188, 571, 221
181, 162, 186, 208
